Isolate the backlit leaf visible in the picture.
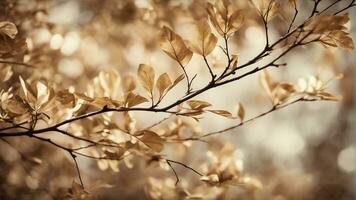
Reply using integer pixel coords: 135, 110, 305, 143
189, 20, 218, 56
208, 110, 235, 119
159, 26, 193, 66
236, 102, 245, 122
187, 100, 212, 110
137, 64, 155, 94
169, 74, 185, 90
259, 70, 276, 101
126, 92, 148, 107
140, 130, 164, 152
156, 73, 172, 98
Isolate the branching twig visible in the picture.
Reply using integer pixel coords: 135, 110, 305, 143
166, 160, 180, 185
186, 97, 320, 140
166, 159, 203, 177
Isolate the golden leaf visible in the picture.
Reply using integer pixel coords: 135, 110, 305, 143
259, 70, 276, 101
278, 83, 296, 93
137, 64, 155, 94
36, 81, 51, 109
252, 0, 280, 21
206, 1, 244, 36
317, 92, 342, 101
159, 26, 193, 66
19, 76, 36, 104
126, 92, 148, 107
208, 110, 235, 119
5, 98, 29, 114
190, 20, 218, 56
169, 74, 185, 90
140, 130, 164, 152
230, 54, 238, 70
55, 90, 75, 107
271, 84, 293, 105
0, 21, 18, 39
186, 100, 212, 110
236, 102, 245, 122
206, 3, 225, 36
227, 10, 244, 35
156, 73, 172, 98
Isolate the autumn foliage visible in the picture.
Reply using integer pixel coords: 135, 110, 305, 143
0, 0, 355, 199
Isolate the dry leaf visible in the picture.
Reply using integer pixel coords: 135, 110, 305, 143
140, 130, 164, 152
306, 14, 354, 50
19, 76, 36, 104
230, 54, 238, 70
0, 21, 18, 39
206, 1, 244, 36
208, 110, 235, 119
126, 92, 148, 107
169, 74, 185, 90
186, 100, 212, 110
236, 102, 245, 122
189, 20, 218, 56
159, 26, 193, 66
252, 0, 280, 21
156, 73, 172, 98
259, 70, 276, 101
137, 64, 155, 94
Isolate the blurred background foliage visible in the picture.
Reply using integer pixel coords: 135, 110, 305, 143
0, 0, 355, 199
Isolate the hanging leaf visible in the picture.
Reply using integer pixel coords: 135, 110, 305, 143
126, 92, 148, 107
252, 0, 280, 21
306, 14, 354, 50
19, 76, 36, 104
189, 20, 218, 56
0, 21, 18, 39
236, 102, 245, 122
208, 110, 235, 119
230, 54, 238, 70
186, 100, 212, 110
140, 130, 165, 152
227, 10, 244, 35
159, 26, 193, 66
259, 70, 276, 101
168, 74, 185, 90
317, 92, 342, 101
137, 64, 155, 94
156, 73, 172, 98
206, 1, 244, 36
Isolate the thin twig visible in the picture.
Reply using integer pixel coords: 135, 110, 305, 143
166, 160, 180, 185
165, 159, 203, 177
0, 60, 34, 68
188, 97, 317, 140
